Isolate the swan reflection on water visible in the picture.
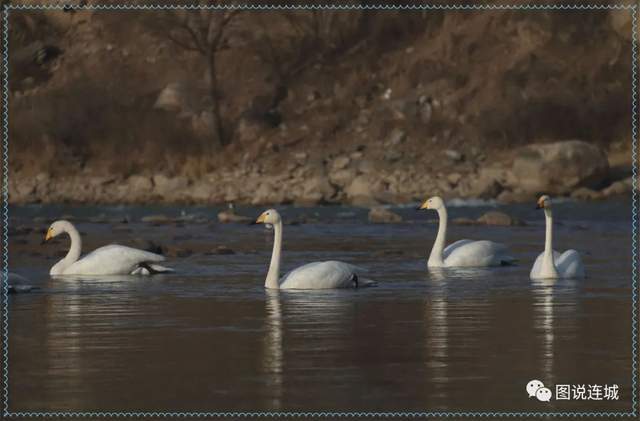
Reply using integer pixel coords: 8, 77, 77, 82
426, 266, 495, 282
530, 277, 578, 385
263, 290, 283, 410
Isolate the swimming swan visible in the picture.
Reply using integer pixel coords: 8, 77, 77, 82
254, 209, 375, 289
530, 195, 585, 280
43, 220, 173, 276
418, 196, 515, 267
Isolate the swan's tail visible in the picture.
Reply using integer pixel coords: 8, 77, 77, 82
133, 263, 175, 275
500, 255, 518, 266
359, 278, 378, 287
352, 273, 377, 288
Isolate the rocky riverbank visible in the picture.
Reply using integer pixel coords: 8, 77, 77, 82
8, 139, 634, 206
7, 9, 635, 206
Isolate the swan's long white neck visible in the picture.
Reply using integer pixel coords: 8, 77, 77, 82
265, 221, 282, 289
52, 222, 82, 274
428, 206, 448, 267
541, 208, 559, 278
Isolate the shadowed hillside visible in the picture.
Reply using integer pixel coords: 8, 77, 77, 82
6, 3, 636, 205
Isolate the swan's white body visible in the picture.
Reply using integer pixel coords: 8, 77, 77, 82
45, 220, 173, 276
530, 196, 585, 280
420, 197, 515, 268
256, 209, 375, 289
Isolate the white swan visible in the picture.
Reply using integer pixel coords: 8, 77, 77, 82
418, 196, 515, 267
530, 195, 585, 280
43, 220, 173, 276
254, 209, 375, 289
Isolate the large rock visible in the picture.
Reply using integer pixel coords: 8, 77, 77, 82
601, 176, 633, 197
511, 140, 609, 195
251, 180, 286, 205
456, 172, 503, 199
297, 174, 335, 205
127, 175, 153, 193
329, 168, 356, 187
571, 187, 602, 201
344, 176, 377, 206
153, 175, 189, 197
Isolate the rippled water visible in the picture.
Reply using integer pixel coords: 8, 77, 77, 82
6, 200, 634, 412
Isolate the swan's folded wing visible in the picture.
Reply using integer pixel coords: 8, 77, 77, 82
445, 240, 515, 267
66, 244, 166, 275
556, 249, 585, 278
443, 239, 474, 259
280, 260, 360, 289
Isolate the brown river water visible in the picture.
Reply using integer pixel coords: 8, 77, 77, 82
4, 200, 634, 413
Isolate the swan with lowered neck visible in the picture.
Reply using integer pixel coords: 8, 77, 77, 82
530, 195, 585, 280
43, 220, 173, 276
254, 209, 376, 289
418, 196, 516, 267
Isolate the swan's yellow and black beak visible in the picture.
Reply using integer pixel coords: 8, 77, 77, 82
254, 212, 267, 225
42, 228, 53, 244
417, 200, 430, 211
535, 199, 545, 210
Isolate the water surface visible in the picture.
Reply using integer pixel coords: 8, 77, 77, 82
6, 200, 633, 412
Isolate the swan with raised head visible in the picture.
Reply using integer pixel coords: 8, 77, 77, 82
530, 195, 585, 280
418, 196, 515, 267
254, 209, 375, 289
43, 220, 173, 276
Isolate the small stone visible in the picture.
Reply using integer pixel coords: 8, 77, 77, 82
444, 149, 463, 162
332, 156, 351, 170
294, 152, 308, 161
384, 150, 403, 163
387, 129, 406, 145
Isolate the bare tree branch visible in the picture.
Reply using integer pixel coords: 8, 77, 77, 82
166, 30, 202, 53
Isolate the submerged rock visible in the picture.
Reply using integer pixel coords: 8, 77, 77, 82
451, 217, 478, 225
218, 204, 252, 223
141, 215, 173, 224
209, 245, 235, 255
368, 207, 403, 223
477, 211, 525, 226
